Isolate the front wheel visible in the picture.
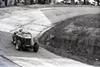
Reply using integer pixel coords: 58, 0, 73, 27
33, 43, 39, 52
12, 35, 16, 45
16, 40, 21, 51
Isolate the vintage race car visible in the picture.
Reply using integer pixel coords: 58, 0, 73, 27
12, 29, 39, 52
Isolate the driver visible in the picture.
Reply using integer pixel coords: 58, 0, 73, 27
17, 29, 23, 36
19, 29, 23, 32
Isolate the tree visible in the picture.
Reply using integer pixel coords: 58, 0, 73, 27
24, 0, 27, 5
14, 0, 17, 5
95, 0, 100, 5
83, 0, 85, 4
83, 0, 89, 5
5, 0, 8, 6
30, 0, 34, 4
37, 0, 51, 4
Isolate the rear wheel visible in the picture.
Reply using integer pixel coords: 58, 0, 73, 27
16, 40, 21, 51
33, 43, 39, 52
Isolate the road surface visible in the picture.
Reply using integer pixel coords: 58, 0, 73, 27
0, 6, 100, 67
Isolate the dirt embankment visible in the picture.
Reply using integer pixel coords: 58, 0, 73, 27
39, 14, 100, 66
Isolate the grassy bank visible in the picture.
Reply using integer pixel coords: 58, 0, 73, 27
39, 13, 100, 66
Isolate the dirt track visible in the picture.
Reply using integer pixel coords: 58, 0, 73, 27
0, 6, 100, 67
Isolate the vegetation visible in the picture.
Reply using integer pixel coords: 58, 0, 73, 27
1, 0, 100, 7
39, 14, 100, 65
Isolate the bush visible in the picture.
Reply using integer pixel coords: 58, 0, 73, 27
39, 14, 100, 64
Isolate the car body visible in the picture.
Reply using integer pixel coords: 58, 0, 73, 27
12, 30, 39, 52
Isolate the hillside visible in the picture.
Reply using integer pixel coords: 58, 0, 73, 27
39, 13, 100, 66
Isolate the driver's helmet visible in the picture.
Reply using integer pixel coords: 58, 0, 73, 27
19, 29, 23, 32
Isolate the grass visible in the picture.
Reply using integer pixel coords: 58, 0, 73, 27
39, 13, 100, 66
73, 14, 100, 28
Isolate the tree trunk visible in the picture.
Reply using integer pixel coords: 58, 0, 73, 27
83, 0, 86, 5
24, 0, 27, 5
30, 0, 34, 4
18, 0, 20, 3
14, 0, 17, 5
38, 0, 41, 4
49, 0, 51, 3
97, 0, 99, 6
5, 0, 7, 6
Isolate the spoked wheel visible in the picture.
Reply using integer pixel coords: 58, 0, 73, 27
12, 39, 16, 45
12, 36, 16, 45
16, 40, 21, 51
33, 43, 39, 52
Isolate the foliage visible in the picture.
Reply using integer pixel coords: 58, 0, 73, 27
39, 14, 100, 63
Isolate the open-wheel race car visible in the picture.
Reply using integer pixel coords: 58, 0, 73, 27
12, 29, 39, 52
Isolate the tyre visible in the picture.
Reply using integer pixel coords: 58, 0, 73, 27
16, 40, 21, 51
33, 43, 39, 52
12, 34, 16, 45
12, 38, 16, 45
